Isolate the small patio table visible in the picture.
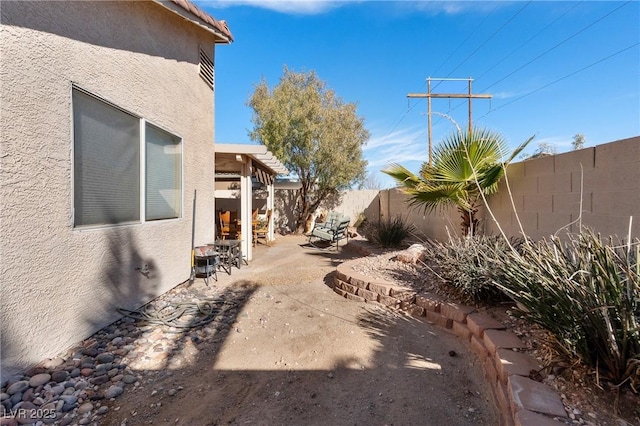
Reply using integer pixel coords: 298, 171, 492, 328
211, 239, 243, 275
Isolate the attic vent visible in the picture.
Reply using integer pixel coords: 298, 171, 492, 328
199, 48, 214, 89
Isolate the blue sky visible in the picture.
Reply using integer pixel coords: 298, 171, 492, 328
202, 0, 640, 187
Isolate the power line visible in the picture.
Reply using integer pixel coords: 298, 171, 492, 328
387, 1, 634, 151
382, 99, 423, 140
478, 42, 640, 120
433, 1, 632, 126
429, 2, 531, 127
475, 1, 582, 82
408, 77, 493, 165
442, 1, 532, 80
480, 0, 632, 92
382, 8, 510, 148
430, 3, 500, 91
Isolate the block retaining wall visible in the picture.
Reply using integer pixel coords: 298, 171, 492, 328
339, 241, 568, 426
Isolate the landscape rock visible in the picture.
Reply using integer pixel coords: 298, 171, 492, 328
77, 402, 94, 414
28, 374, 51, 388
42, 358, 65, 369
95, 353, 114, 364
395, 243, 426, 264
6, 381, 29, 395
122, 375, 137, 385
51, 370, 69, 383
105, 385, 124, 399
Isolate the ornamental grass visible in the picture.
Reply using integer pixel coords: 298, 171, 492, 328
490, 230, 639, 390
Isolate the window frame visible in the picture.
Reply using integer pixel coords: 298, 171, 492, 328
71, 85, 184, 230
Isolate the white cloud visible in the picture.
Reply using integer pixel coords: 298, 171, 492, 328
203, 0, 503, 16
203, 0, 353, 15
397, 1, 506, 16
492, 91, 518, 100
364, 125, 429, 168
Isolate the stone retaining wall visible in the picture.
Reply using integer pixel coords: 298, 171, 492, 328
337, 241, 568, 426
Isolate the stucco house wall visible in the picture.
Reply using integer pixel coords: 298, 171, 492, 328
1, 1, 226, 377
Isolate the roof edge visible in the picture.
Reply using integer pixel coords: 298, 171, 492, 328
154, 0, 234, 43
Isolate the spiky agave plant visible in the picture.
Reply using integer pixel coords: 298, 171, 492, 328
383, 128, 533, 236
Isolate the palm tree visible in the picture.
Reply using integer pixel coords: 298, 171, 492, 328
383, 128, 533, 236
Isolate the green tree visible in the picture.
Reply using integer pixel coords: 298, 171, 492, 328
248, 67, 369, 233
383, 128, 533, 236
572, 133, 586, 150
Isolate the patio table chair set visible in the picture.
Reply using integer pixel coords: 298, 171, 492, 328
193, 238, 244, 284
218, 209, 272, 244
194, 209, 272, 284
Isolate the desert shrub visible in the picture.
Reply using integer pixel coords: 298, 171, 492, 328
362, 216, 413, 248
492, 230, 640, 389
425, 235, 522, 302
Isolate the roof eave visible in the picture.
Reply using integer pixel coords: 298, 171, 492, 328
154, 0, 234, 44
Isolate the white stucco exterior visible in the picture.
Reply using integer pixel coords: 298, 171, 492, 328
1, 1, 228, 378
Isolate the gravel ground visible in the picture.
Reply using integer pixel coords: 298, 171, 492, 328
5, 235, 636, 426
16, 235, 497, 426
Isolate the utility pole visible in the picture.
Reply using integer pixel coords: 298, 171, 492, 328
408, 77, 492, 166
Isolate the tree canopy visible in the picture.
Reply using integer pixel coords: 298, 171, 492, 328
248, 67, 369, 232
572, 133, 586, 150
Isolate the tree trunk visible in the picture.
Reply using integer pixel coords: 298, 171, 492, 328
295, 199, 310, 234
294, 183, 310, 234
459, 206, 479, 237
294, 185, 328, 234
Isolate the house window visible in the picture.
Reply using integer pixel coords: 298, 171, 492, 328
73, 88, 182, 228
145, 123, 182, 221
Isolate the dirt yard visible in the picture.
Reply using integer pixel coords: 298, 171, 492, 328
99, 235, 498, 425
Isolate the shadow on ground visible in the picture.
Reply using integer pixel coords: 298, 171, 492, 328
96, 235, 497, 426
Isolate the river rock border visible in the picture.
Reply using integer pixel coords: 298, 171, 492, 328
338, 242, 568, 426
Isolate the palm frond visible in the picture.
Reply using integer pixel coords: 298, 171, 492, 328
382, 163, 422, 190
406, 184, 468, 212
505, 135, 536, 164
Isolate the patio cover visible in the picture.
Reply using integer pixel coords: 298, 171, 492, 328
215, 144, 288, 261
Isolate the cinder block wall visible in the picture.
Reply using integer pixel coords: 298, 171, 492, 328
484, 136, 639, 241
274, 189, 381, 232
379, 136, 639, 241
328, 189, 380, 225
381, 189, 462, 241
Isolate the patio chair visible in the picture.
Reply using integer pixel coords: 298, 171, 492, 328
253, 209, 272, 246
308, 214, 350, 250
218, 210, 237, 239
230, 210, 240, 236
313, 211, 342, 232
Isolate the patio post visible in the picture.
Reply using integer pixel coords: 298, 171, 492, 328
240, 157, 253, 261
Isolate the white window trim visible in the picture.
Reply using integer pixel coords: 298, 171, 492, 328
71, 84, 184, 230
140, 119, 146, 224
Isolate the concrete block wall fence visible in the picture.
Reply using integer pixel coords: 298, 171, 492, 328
337, 240, 569, 426
273, 136, 638, 241
484, 136, 640, 241
376, 136, 639, 242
